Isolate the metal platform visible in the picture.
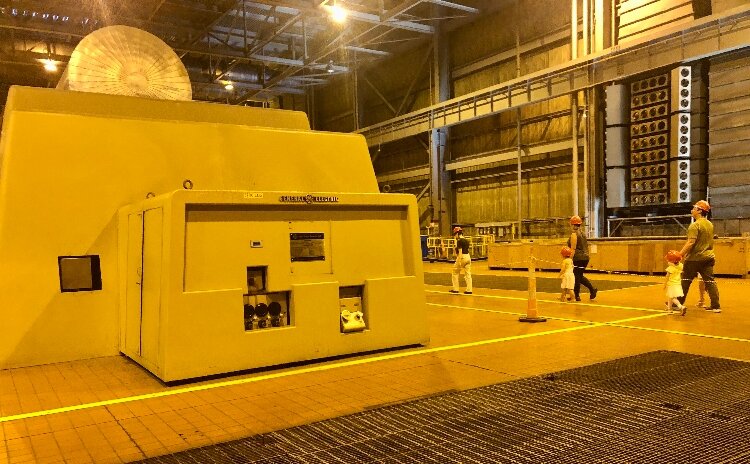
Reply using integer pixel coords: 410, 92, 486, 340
135, 351, 750, 463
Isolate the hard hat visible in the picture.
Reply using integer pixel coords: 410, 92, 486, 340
561, 246, 573, 258
665, 250, 682, 263
693, 200, 710, 212
569, 215, 583, 225
452, 226, 463, 234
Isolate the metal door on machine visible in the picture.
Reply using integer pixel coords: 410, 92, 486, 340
124, 208, 163, 364
124, 212, 143, 356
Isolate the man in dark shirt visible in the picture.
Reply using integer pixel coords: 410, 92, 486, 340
449, 227, 473, 294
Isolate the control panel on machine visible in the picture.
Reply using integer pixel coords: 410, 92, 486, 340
243, 266, 290, 331
340, 286, 366, 333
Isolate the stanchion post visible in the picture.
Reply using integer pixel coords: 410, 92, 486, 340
520, 243, 547, 323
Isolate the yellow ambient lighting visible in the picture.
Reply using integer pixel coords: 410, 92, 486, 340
42, 59, 58, 72
330, 4, 347, 23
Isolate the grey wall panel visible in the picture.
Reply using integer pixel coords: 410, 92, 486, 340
605, 84, 629, 126
710, 95, 750, 117
710, 81, 750, 102
710, 185, 750, 205
454, 170, 581, 224
708, 51, 750, 225
710, 205, 750, 217
710, 156, 750, 173
617, 0, 694, 41
708, 170, 750, 188
709, 111, 750, 130
605, 127, 629, 166
709, 68, 750, 88
606, 168, 628, 208
709, 125, 750, 145
709, 140, 750, 158
713, 0, 750, 14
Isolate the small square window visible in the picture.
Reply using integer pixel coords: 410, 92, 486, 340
58, 255, 102, 292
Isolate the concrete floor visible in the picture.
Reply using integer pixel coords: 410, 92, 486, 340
1, 262, 748, 463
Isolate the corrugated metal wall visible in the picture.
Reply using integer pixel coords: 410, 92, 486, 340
617, 0, 701, 43
708, 50, 750, 235
451, 92, 581, 235
454, 163, 581, 216
447, 0, 579, 235
309, 0, 750, 238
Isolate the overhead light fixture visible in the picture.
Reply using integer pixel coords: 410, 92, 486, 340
331, 5, 347, 23
42, 43, 57, 72
42, 58, 57, 72
326, 1, 347, 23
224, 82, 234, 91
325, 60, 335, 73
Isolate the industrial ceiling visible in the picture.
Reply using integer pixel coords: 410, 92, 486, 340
0, 0, 484, 104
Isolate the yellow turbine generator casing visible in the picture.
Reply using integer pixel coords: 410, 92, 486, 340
0, 86, 428, 381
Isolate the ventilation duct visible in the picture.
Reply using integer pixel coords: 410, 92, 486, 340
182, 57, 269, 86
57, 25, 192, 101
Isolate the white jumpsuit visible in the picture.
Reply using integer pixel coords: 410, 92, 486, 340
451, 236, 472, 293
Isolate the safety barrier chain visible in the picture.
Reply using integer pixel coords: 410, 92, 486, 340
531, 257, 743, 286
481, 259, 531, 269
450, 255, 746, 287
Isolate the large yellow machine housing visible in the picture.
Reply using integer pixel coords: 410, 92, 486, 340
0, 86, 428, 381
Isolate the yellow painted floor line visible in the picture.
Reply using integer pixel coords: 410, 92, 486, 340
426, 289, 663, 312
429, 303, 671, 329
3, 315, 650, 425
430, 299, 746, 342
428, 303, 595, 325
609, 323, 750, 343
425, 289, 528, 302
0, 310, 715, 425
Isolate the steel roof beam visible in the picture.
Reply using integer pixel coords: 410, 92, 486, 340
427, 0, 479, 14
245, 0, 433, 33
357, 5, 750, 147
346, 45, 390, 56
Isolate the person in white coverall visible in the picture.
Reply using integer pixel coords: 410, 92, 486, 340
449, 226, 472, 295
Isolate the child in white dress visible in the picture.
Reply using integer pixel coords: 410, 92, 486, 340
559, 246, 575, 302
664, 250, 687, 316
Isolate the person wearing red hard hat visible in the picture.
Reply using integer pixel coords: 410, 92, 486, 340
677, 200, 721, 313
449, 226, 472, 295
567, 215, 598, 301
664, 250, 687, 316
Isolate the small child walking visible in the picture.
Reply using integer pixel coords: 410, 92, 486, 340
664, 250, 687, 316
559, 246, 575, 302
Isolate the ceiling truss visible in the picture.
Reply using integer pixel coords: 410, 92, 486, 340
0, 0, 480, 103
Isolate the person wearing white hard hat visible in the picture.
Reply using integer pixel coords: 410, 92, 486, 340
449, 226, 472, 295
677, 200, 721, 313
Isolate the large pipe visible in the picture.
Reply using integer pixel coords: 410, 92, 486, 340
517, 108, 523, 239
183, 57, 268, 85
571, 0, 577, 59
571, 92, 579, 215
583, 0, 589, 55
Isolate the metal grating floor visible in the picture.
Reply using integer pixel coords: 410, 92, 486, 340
135, 351, 750, 463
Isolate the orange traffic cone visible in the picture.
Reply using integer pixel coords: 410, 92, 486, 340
519, 249, 547, 323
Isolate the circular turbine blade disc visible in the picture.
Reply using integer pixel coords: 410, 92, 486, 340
66, 25, 192, 101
